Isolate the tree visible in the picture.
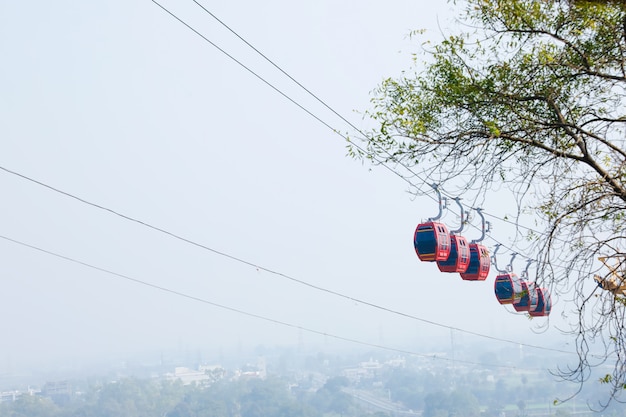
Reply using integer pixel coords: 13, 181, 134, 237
66, 378, 185, 417
517, 399, 527, 417
385, 368, 423, 410
352, 0, 626, 407
423, 391, 449, 417
240, 377, 315, 417
0, 394, 60, 417
448, 390, 481, 417
423, 390, 480, 417
311, 376, 354, 415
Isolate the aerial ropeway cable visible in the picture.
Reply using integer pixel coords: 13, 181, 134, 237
149, 0, 559, 320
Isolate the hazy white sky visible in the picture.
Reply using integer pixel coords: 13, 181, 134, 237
0, 0, 574, 373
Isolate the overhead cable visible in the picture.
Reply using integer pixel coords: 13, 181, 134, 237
165, 0, 562, 267
0, 164, 576, 356
0, 232, 546, 372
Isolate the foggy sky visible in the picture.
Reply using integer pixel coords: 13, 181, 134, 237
0, 0, 572, 374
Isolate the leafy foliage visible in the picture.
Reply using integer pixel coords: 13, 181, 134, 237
423, 390, 481, 417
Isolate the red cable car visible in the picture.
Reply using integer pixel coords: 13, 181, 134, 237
459, 208, 490, 281
414, 222, 451, 262
414, 185, 451, 263
437, 198, 470, 273
529, 287, 552, 317
437, 234, 469, 272
493, 249, 525, 305
513, 280, 537, 312
513, 261, 537, 312
460, 243, 490, 281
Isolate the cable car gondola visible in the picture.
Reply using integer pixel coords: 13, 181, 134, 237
437, 235, 469, 272
437, 198, 470, 273
493, 250, 526, 305
460, 208, 490, 281
495, 272, 526, 305
513, 260, 536, 312
414, 185, 451, 262
513, 280, 538, 312
529, 287, 552, 317
414, 222, 450, 262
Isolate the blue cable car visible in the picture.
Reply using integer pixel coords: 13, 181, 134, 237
437, 198, 469, 273
529, 287, 552, 317
414, 185, 451, 263
494, 272, 525, 304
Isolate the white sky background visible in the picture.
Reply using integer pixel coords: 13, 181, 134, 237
0, 0, 578, 374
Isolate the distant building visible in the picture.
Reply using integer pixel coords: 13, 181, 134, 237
0, 391, 21, 403
359, 358, 382, 371
42, 380, 72, 405
166, 365, 225, 386
343, 357, 384, 385
233, 356, 267, 381
384, 357, 406, 368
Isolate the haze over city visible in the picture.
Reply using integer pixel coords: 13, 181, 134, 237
0, 0, 584, 397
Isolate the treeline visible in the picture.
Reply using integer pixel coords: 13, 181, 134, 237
2, 365, 626, 417
0, 376, 385, 417
382, 367, 626, 417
